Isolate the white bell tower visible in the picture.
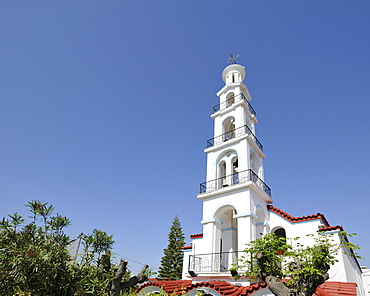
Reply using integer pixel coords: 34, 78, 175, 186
197, 62, 273, 260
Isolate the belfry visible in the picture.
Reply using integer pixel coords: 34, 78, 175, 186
196, 62, 272, 265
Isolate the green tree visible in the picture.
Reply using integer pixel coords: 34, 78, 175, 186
232, 232, 361, 296
0, 201, 148, 296
158, 216, 185, 280
0, 201, 78, 295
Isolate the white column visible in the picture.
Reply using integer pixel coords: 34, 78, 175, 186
236, 215, 255, 252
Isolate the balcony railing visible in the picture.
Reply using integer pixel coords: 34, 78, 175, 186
200, 169, 271, 197
212, 93, 256, 116
206, 125, 263, 151
189, 251, 243, 274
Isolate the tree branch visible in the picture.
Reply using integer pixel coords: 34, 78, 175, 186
120, 264, 149, 289
109, 260, 148, 296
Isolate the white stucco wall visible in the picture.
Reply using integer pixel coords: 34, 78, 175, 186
361, 267, 370, 295
269, 213, 365, 295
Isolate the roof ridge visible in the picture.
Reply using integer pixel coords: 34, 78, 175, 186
319, 225, 344, 232
267, 205, 330, 226
139, 280, 356, 296
190, 233, 203, 239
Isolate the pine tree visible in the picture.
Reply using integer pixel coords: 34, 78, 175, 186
158, 216, 185, 280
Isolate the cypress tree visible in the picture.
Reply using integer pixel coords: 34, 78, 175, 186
158, 216, 185, 280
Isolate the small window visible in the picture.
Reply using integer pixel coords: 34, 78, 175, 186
274, 228, 286, 239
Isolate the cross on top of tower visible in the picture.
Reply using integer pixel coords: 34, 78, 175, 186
227, 53, 240, 64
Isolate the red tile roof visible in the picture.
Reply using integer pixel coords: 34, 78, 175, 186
267, 205, 330, 226
138, 280, 267, 296
319, 225, 344, 232
320, 281, 357, 296
182, 245, 192, 250
138, 280, 357, 296
190, 233, 203, 239
138, 280, 192, 295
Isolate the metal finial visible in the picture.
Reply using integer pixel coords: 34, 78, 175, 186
227, 53, 240, 64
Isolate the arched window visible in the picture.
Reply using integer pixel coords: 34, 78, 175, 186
232, 157, 239, 185
274, 228, 286, 239
273, 228, 287, 254
223, 118, 235, 142
219, 161, 227, 188
226, 92, 235, 108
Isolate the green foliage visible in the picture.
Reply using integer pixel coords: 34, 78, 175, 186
234, 233, 292, 281
143, 267, 157, 279
158, 216, 185, 280
0, 200, 77, 296
0, 200, 122, 296
76, 229, 116, 295
234, 232, 361, 295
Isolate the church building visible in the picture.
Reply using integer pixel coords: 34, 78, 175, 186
138, 62, 366, 296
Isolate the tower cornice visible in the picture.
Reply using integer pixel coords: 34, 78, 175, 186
210, 99, 258, 124
197, 181, 273, 203
204, 133, 265, 159
216, 82, 249, 97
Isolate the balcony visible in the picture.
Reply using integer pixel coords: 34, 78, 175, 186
200, 169, 271, 197
212, 93, 256, 116
206, 125, 263, 151
188, 251, 243, 274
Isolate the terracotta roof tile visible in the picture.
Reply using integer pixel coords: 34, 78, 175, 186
138, 280, 192, 295
139, 280, 267, 296
320, 281, 357, 296
319, 225, 344, 232
139, 280, 357, 296
182, 245, 192, 250
190, 233, 203, 239
267, 205, 330, 226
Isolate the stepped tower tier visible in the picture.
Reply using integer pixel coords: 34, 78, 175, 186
183, 63, 273, 280
200, 63, 272, 202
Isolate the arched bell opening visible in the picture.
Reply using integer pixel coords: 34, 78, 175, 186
250, 151, 261, 177
225, 71, 241, 84
226, 92, 235, 108
218, 161, 227, 188
216, 150, 238, 189
232, 156, 239, 185
223, 117, 235, 142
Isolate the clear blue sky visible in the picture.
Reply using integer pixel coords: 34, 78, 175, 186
1, 1, 369, 273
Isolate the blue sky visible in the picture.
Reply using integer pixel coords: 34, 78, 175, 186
1, 1, 369, 273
